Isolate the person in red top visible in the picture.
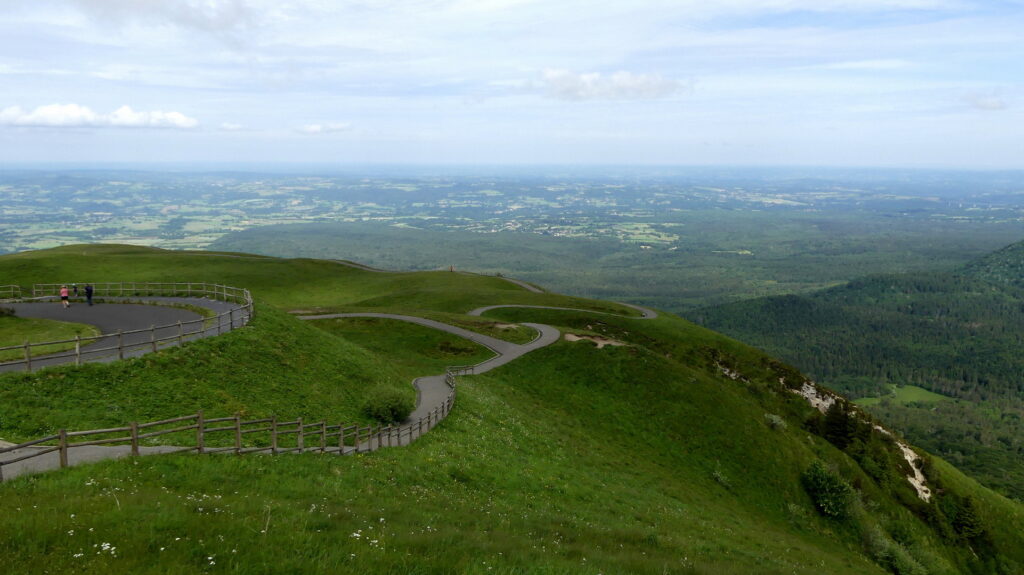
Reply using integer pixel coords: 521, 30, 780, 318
60, 285, 70, 308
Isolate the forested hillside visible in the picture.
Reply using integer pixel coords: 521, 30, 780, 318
691, 240, 1024, 499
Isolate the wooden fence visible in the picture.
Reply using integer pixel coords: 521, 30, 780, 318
0, 369, 459, 481
32, 282, 251, 306
0, 282, 253, 372
0, 285, 21, 301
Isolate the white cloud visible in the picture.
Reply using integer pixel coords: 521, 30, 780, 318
963, 92, 1007, 111
809, 59, 913, 70
297, 122, 352, 134
65, 0, 259, 33
0, 103, 198, 128
542, 69, 683, 101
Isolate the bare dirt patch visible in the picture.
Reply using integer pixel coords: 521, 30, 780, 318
564, 334, 626, 349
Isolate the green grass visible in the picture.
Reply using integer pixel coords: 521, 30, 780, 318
856, 385, 951, 407
1, 245, 1023, 574
308, 317, 496, 382
0, 316, 100, 362
0, 306, 410, 443
0, 244, 642, 318
0, 342, 892, 575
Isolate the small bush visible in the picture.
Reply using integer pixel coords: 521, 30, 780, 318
764, 413, 788, 430
864, 526, 928, 575
361, 386, 415, 424
801, 460, 854, 519
0, 306, 14, 317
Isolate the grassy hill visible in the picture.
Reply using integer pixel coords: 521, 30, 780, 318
1, 244, 1022, 574
690, 239, 1024, 500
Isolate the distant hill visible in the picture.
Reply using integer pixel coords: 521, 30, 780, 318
2, 244, 1022, 573
691, 238, 1024, 499
963, 239, 1024, 289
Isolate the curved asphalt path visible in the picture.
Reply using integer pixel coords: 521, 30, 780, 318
1, 279, 656, 481
299, 313, 560, 421
0, 297, 245, 373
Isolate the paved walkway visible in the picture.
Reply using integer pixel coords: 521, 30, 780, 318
1, 297, 246, 373
1, 280, 658, 481
300, 313, 560, 421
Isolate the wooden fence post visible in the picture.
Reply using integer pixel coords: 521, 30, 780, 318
75, 335, 81, 366
296, 417, 304, 453
117, 330, 124, 360
58, 429, 68, 468
217, 313, 223, 335
130, 422, 139, 457
338, 423, 346, 454
177, 321, 183, 345
319, 422, 327, 453
23, 341, 31, 372
270, 415, 278, 455
196, 411, 206, 454
234, 414, 242, 455
150, 325, 157, 353
229, 308, 235, 330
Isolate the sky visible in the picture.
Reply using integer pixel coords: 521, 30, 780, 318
0, 0, 1021, 168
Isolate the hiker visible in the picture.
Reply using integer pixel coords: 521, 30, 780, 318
60, 285, 70, 308
73, 284, 79, 296
84, 284, 94, 306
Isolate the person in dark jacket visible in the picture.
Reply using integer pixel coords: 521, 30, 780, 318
84, 284, 94, 306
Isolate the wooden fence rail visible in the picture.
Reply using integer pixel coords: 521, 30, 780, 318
0, 285, 21, 301
0, 367, 461, 481
0, 282, 254, 372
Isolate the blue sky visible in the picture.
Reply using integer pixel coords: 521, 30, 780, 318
0, 0, 1021, 168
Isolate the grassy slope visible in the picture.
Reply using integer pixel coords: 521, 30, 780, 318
0, 316, 100, 362
856, 385, 950, 407
0, 244, 640, 317
0, 306, 409, 442
1, 245, 1022, 574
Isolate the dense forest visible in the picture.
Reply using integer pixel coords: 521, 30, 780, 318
691, 239, 1024, 500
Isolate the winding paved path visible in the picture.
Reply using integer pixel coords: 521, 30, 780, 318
1, 281, 656, 481
299, 313, 561, 421
1, 297, 245, 373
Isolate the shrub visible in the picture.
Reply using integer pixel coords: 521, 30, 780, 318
801, 460, 854, 519
864, 526, 928, 575
361, 386, 415, 424
0, 306, 14, 317
764, 413, 788, 430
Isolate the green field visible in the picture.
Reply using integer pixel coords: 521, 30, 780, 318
857, 385, 951, 407
1, 245, 1022, 575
